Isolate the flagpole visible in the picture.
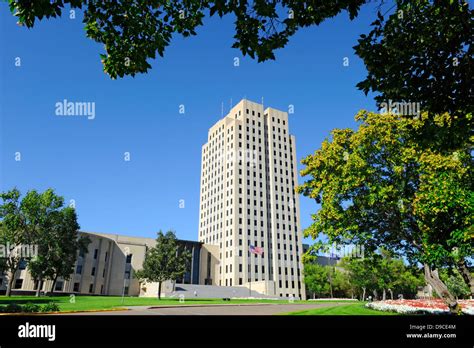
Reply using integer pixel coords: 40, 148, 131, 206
249, 259, 252, 297
249, 248, 252, 297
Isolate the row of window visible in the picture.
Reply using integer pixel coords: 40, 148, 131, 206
221, 277, 300, 291
6, 251, 133, 294
224, 264, 299, 276
5, 277, 111, 295
207, 108, 287, 141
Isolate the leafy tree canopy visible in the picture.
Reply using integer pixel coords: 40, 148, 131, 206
28, 204, 90, 295
303, 263, 331, 298
440, 268, 471, 299
135, 230, 191, 299
298, 110, 473, 268
354, 0, 473, 149
9, 0, 471, 127
8, 0, 366, 78
340, 251, 423, 300
355, 0, 473, 119
304, 249, 423, 299
0, 188, 88, 296
297, 110, 473, 307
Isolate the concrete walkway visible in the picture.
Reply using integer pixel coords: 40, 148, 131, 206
63, 302, 350, 315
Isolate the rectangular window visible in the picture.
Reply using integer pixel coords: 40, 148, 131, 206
94, 249, 98, 259
73, 282, 80, 292
55, 281, 64, 292
14, 279, 23, 289
89, 284, 94, 293
126, 254, 133, 264
76, 265, 83, 274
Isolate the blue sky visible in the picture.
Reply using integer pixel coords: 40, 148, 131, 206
0, 2, 384, 244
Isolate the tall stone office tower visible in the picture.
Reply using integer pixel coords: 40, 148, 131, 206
198, 99, 305, 299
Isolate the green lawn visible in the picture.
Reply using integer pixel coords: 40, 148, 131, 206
0, 295, 323, 313
283, 302, 398, 315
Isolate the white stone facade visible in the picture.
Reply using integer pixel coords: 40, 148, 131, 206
198, 99, 305, 299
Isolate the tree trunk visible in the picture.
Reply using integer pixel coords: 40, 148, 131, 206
5, 260, 20, 297
5, 270, 15, 297
158, 281, 162, 300
373, 289, 378, 301
456, 260, 474, 297
362, 287, 366, 301
50, 275, 58, 295
35, 279, 43, 297
382, 288, 386, 301
389, 289, 393, 300
424, 264, 459, 314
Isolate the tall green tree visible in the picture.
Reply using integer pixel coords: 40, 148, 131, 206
375, 250, 395, 301
47, 207, 90, 294
0, 189, 47, 296
340, 252, 423, 300
28, 206, 90, 296
135, 230, 191, 300
388, 259, 423, 300
0, 188, 88, 297
0, 223, 9, 275
297, 110, 473, 312
0, 218, 23, 296
303, 263, 330, 299
329, 266, 351, 298
340, 256, 378, 301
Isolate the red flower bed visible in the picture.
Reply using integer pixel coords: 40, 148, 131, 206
383, 299, 473, 310
367, 299, 474, 314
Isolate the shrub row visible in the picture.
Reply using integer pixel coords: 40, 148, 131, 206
0, 302, 60, 313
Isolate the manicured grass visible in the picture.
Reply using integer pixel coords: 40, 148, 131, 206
0, 295, 321, 313
283, 302, 398, 315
